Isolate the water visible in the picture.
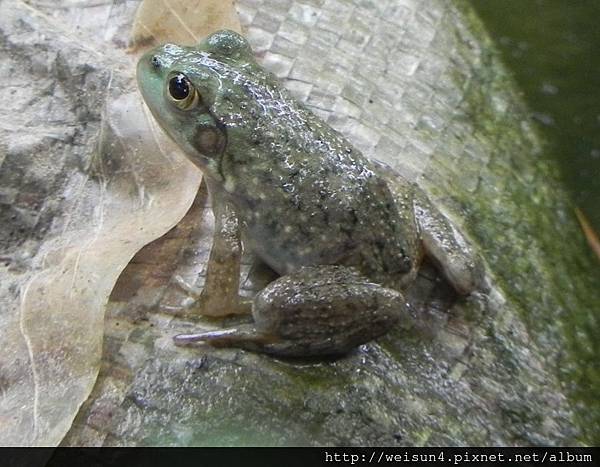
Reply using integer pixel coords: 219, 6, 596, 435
470, 0, 600, 443
471, 0, 600, 233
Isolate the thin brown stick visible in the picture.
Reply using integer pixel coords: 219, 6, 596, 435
575, 207, 600, 261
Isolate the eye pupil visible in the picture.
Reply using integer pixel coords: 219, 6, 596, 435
169, 74, 190, 100
166, 72, 200, 110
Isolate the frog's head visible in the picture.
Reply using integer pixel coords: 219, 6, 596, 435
137, 30, 259, 179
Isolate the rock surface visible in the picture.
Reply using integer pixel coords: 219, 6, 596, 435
1, 0, 598, 446
0, 0, 202, 446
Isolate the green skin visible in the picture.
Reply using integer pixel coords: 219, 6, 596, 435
136, 30, 483, 357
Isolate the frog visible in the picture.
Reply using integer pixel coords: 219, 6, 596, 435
136, 30, 484, 357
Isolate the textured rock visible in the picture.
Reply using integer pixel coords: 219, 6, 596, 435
2, 0, 598, 447
64, 0, 597, 446
0, 0, 202, 446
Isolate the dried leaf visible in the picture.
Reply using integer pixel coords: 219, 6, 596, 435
131, 0, 241, 50
0, 0, 238, 446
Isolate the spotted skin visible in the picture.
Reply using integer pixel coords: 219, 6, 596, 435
137, 30, 483, 356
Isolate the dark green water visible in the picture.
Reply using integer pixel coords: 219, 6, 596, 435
470, 0, 600, 443
471, 0, 600, 233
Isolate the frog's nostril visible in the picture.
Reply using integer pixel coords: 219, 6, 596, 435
151, 55, 161, 69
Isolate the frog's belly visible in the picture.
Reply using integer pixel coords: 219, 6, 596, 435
234, 170, 417, 278
243, 220, 358, 275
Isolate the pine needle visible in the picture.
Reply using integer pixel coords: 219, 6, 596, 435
575, 207, 600, 261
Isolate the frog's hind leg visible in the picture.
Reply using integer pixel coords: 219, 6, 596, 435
413, 188, 484, 295
174, 266, 408, 357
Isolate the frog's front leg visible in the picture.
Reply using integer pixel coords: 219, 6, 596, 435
413, 187, 484, 295
174, 266, 408, 357
177, 180, 251, 317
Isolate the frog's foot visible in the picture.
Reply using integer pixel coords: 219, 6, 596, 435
422, 231, 484, 296
173, 324, 357, 357
413, 189, 485, 295
173, 291, 252, 318
171, 274, 202, 298
174, 265, 408, 357
169, 275, 252, 317
174, 324, 273, 352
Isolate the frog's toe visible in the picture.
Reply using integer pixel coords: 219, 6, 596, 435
173, 324, 269, 350
434, 249, 486, 296
174, 328, 239, 346
164, 291, 252, 318
172, 275, 202, 297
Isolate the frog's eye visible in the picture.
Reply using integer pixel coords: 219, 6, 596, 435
167, 72, 200, 110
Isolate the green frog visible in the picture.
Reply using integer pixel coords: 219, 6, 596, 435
136, 30, 483, 357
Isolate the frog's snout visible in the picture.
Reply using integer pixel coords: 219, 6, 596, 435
150, 54, 162, 70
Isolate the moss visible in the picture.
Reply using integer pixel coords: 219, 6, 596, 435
454, 0, 600, 444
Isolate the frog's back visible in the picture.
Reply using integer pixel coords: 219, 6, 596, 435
219, 81, 418, 283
